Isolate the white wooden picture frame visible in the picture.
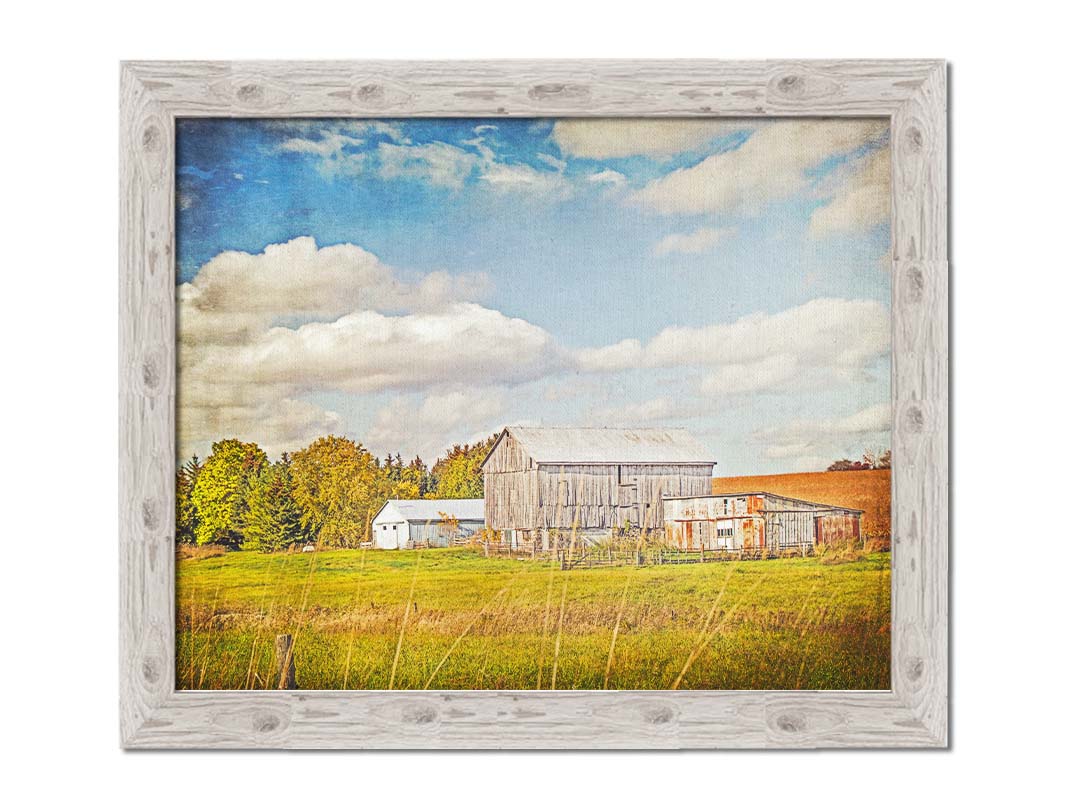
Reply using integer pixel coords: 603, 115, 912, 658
119, 59, 947, 749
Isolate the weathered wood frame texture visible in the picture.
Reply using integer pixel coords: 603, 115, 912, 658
119, 60, 948, 749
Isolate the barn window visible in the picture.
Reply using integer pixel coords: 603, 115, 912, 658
722, 499, 729, 515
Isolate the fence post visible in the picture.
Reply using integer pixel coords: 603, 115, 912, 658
275, 633, 297, 690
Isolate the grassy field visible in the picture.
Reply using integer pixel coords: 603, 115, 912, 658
714, 469, 892, 539
177, 547, 890, 691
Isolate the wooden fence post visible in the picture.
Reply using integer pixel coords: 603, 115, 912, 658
275, 633, 297, 690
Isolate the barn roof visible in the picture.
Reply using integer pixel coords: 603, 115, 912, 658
664, 492, 864, 514
376, 498, 485, 522
488, 426, 716, 466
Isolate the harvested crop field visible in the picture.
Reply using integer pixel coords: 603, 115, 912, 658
714, 469, 891, 540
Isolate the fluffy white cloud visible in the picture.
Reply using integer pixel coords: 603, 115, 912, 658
809, 147, 890, 238
177, 238, 561, 458
179, 397, 344, 463
551, 119, 753, 159
186, 303, 565, 396
365, 390, 505, 459
700, 354, 801, 396
756, 403, 891, 468
179, 237, 490, 345
654, 226, 734, 257
576, 298, 889, 396
631, 120, 886, 216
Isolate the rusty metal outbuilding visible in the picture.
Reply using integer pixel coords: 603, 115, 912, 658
662, 492, 863, 553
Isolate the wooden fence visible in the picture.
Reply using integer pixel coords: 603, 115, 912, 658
472, 540, 816, 568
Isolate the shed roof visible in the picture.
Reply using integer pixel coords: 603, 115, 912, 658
375, 498, 485, 522
663, 492, 864, 515
488, 426, 716, 466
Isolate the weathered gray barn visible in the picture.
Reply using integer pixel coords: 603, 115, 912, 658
481, 427, 716, 545
662, 492, 863, 552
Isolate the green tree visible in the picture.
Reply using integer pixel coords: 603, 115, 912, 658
190, 439, 266, 547
176, 454, 202, 545
429, 434, 498, 498
290, 435, 393, 547
241, 454, 306, 552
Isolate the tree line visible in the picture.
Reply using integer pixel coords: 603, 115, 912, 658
827, 448, 891, 472
176, 433, 499, 551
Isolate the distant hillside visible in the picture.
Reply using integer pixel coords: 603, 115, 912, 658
713, 469, 891, 538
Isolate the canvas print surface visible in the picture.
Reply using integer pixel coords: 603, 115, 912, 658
175, 118, 891, 690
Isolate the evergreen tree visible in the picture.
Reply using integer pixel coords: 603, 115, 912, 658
241, 454, 306, 552
175, 454, 201, 545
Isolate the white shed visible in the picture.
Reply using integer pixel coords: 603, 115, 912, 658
371, 499, 486, 550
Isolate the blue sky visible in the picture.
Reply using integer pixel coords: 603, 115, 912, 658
176, 117, 891, 474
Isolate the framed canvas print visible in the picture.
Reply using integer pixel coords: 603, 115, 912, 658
119, 60, 947, 748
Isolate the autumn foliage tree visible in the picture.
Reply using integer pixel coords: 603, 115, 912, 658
289, 435, 417, 547
178, 433, 501, 549
827, 448, 891, 472
190, 439, 267, 547
429, 434, 498, 499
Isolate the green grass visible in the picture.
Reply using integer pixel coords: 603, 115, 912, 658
176, 547, 890, 691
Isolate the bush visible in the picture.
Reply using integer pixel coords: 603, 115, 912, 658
819, 540, 865, 565
176, 543, 227, 560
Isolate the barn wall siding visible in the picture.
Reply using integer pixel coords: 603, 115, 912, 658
663, 493, 863, 550
485, 456, 713, 534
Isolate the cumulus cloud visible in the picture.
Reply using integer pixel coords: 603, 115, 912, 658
551, 119, 754, 159
179, 397, 344, 463
177, 238, 562, 458
186, 304, 565, 396
809, 147, 890, 238
179, 237, 490, 345
756, 403, 892, 468
654, 226, 734, 257
587, 395, 707, 426
700, 354, 801, 396
631, 120, 886, 216
576, 298, 889, 396
365, 390, 506, 459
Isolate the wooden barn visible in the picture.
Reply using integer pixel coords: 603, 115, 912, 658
480, 426, 716, 546
371, 499, 485, 550
662, 492, 863, 553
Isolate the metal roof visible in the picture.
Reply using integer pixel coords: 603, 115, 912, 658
378, 498, 485, 522
496, 426, 716, 465
663, 492, 864, 514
